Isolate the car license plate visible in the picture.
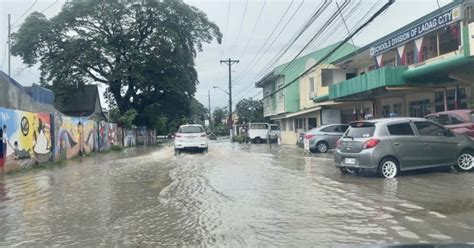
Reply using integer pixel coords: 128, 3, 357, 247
304, 139, 310, 150
187, 136, 195, 139
344, 158, 356, 164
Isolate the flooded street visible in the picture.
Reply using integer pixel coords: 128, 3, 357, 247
0, 139, 474, 247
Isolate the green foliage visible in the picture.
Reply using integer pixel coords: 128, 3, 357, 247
109, 108, 137, 128
232, 134, 247, 143
12, 0, 221, 130
213, 124, 229, 136
189, 98, 208, 125
110, 145, 124, 152
235, 98, 266, 124
212, 107, 228, 125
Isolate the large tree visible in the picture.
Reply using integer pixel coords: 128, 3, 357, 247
235, 98, 265, 124
11, 0, 221, 128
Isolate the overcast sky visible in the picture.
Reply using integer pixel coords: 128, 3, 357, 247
0, 0, 452, 110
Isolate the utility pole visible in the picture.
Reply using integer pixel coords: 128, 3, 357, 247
7, 14, 11, 77
220, 58, 239, 136
208, 90, 212, 130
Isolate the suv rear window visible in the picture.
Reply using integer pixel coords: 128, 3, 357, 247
179, 126, 204, 133
346, 122, 375, 138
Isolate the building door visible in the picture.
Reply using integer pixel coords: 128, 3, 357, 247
308, 118, 317, 130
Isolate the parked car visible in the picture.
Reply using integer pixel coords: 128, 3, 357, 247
174, 124, 208, 154
334, 118, 474, 178
425, 109, 474, 138
247, 123, 269, 143
304, 124, 348, 153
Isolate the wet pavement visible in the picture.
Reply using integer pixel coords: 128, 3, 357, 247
0, 139, 473, 247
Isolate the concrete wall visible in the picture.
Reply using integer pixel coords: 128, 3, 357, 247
0, 77, 56, 113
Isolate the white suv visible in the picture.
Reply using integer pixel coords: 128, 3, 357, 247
174, 124, 208, 154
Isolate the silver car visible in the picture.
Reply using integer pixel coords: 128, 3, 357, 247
305, 124, 348, 153
334, 118, 474, 178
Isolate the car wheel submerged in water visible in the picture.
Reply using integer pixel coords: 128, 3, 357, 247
378, 157, 399, 178
454, 150, 474, 172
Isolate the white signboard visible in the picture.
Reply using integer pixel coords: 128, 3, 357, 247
304, 139, 310, 151
204, 120, 210, 127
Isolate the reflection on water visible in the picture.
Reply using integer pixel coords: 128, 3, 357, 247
0, 142, 473, 246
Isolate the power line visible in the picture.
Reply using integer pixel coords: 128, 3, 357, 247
253, 0, 331, 82
222, 0, 232, 51
232, 0, 249, 49
239, 0, 268, 58
262, 0, 395, 101
12, 0, 39, 27
234, 1, 330, 99
235, 0, 305, 84
40, 0, 60, 14
276, 1, 351, 76
234, 0, 296, 83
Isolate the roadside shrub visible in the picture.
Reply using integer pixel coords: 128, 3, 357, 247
110, 145, 124, 151
232, 134, 247, 143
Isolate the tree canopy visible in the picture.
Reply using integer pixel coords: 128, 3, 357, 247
212, 107, 227, 125
235, 98, 265, 124
12, 0, 221, 130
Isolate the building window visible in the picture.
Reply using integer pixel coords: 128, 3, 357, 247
382, 50, 397, 66
308, 118, 317, 130
382, 105, 390, 118
421, 35, 438, 62
346, 73, 357, 80
294, 118, 305, 131
439, 23, 460, 55
405, 42, 415, 65
321, 69, 333, 87
288, 118, 294, 131
309, 77, 315, 92
435, 88, 468, 112
393, 103, 402, 116
409, 99, 431, 117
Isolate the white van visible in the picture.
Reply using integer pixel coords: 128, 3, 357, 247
247, 123, 272, 143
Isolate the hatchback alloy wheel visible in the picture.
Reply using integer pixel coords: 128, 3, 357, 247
378, 158, 398, 178
317, 142, 328, 153
455, 152, 474, 171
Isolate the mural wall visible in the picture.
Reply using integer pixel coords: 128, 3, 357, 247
98, 121, 119, 151
54, 116, 98, 160
0, 106, 155, 172
0, 108, 52, 169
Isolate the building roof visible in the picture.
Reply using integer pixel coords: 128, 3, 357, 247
256, 42, 359, 87
54, 84, 104, 117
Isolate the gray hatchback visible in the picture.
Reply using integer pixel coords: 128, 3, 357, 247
305, 124, 348, 153
334, 118, 474, 178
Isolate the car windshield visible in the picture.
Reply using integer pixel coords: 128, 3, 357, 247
178, 126, 203, 133
346, 122, 376, 138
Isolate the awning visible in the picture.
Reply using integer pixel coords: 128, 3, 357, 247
329, 66, 408, 100
285, 106, 322, 118
312, 94, 329, 103
402, 55, 474, 83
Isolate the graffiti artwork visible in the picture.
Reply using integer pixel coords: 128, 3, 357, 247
0, 108, 52, 168
98, 121, 119, 151
55, 116, 97, 160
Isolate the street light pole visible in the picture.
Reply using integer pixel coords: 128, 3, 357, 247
220, 58, 239, 136
208, 90, 212, 131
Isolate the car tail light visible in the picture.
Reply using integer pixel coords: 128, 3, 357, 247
175, 134, 182, 138
362, 139, 380, 149
200, 134, 207, 137
304, 134, 315, 139
468, 124, 474, 130
336, 139, 341, 149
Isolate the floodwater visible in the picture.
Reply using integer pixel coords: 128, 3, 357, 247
0, 139, 473, 247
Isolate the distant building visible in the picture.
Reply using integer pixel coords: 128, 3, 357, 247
54, 85, 107, 121
0, 71, 56, 113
